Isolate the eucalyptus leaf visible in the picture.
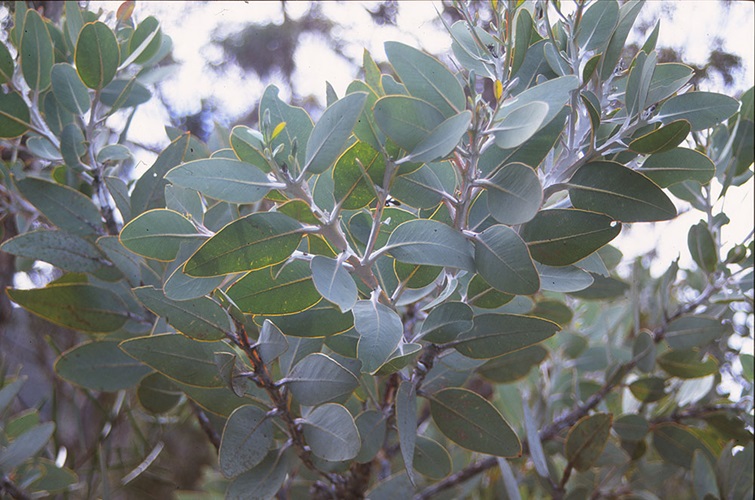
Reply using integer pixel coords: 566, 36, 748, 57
283, 353, 359, 406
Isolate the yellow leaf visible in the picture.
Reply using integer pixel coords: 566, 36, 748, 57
494, 80, 503, 100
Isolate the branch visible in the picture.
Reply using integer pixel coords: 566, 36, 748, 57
190, 401, 221, 452
0, 477, 30, 500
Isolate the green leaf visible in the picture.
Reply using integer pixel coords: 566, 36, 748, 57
100, 78, 151, 109
613, 414, 649, 442
1, 229, 108, 273
51, 63, 90, 115
385, 41, 465, 118
567, 274, 629, 300
128, 16, 162, 65
16, 176, 104, 236
0, 42, 13, 84
348, 80, 385, 151
64, 1, 84, 49
219, 405, 273, 478
20, 9, 54, 91
133, 286, 231, 341
535, 263, 594, 293
454, 313, 559, 359
565, 413, 612, 471
629, 377, 667, 402
230, 125, 268, 171
741, 353, 754, 383
473, 224, 539, 295
119, 209, 200, 261
185, 211, 302, 277
299, 403, 360, 462
652, 423, 714, 469
657, 91, 740, 131
543, 42, 569, 76
7, 284, 128, 333
511, 10, 534, 77
396, 381, 418, 484
646, 63, 695, 106
483, 162, 542, 225
717, 442, 754, 500
413, 436, 452, 480
625, 50, 657, 118
226, 449, 292, 500
576, 0, 619, 52
259, 85, 313, 175
490, 100, 548, 149
376, 342, 422, 375
0, 422, 55, 474
568, 161, 677, 222
354, 299, 403, 374
599, 0, 643, 80
418, 301, 473, 343
120, 333, 233, 388
638, 147, 715, 187
373, 95, 445, 152
665, 315, 730, 350
261, 302, 353, 338
311, 255, 358, 313
304, 92, 367, 174
54, 341, 151, 391
520, 209, 621, 266
400, 110, 471, 164
355, 410, 387, 464
633, 330, 656, 373
688, 222, 718, 273
657, 349, 718, 379
165, 158, 279, 204
0, 378, 26, 416
227, 260, 320, 315
0, 91, 31, 138
282, 353, 359, 406
449, 21, 496, 79
332, 141, 385, 210
477, 345, 548, 383
75, 21, 119, 89
256, 320, 288, 363
629, 120, 691, 154
430, 387, 520, 457
385, 219, 474, 272
163, 240, 224, 300
137, 373, 182, 414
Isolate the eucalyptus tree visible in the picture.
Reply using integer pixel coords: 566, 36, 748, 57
0, 1, 752, 498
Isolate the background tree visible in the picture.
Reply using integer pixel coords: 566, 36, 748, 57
0, 1, 752, 499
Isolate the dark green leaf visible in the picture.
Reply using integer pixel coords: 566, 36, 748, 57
128, 16, 162, 65
568, 161, 677, 222
119, 209, 200, 261
304, 92, 367, 174
262, 302, 353, 338
633, 330, 656, 373
638, 147, 715, 187
20, 9, 54, 91
299, 403, 360, 461
165, 158, 278, 204
477, 345, 548, 383
282, 353, 359, 406
484, 162, 542, 225
520, 209, 621, 266
120, 333, 233, 388
385, 219, 474, 272
0, 41, 13, 84
16, 176, 104, 236
657, 349, 718, 379
54, 341, 151, 391
413, 436, 452, 480
332, 141, 385, 210
692, 449, 720, 500
565, 413, 612, 471
354, 299, 403, 374
0, 422, 55, 474
355, 410, 387, 464
629, 377, 667, 402
665, 315, 730, 350
133, 286, 231, 341
613, 414, 649, 442
455, 313, 559, 359
688, 222, 718, 273
230, 125, 268, 171
219, 405, 273, 478
227, 260, 320, 315
430, 387, 520, 457
137, 373, 182, 414
652, 423, 714, 469
184, 211, 302, 277
629, 120, 691, 154
474, 224, 539, 295
163, 240, 224, 300
599, 0, 643, 80
567, 274, 629, 300
0, 91, 31, 138
7, 284, 128, 333
536, 263, 594, 293
75, 21, 119, 89
576, 0, 619, 52
256, 320, 288, 364
51, 63, 90, 115
226, 449, 292, 500
100, 78, 151, 109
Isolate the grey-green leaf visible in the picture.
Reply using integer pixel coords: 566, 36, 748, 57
474, 225, 539, 295
455, 313, 560, 359
120, 209, 201, 261
304, 92, 367, 174
396, 381, 418, 485
299, 403, 360, 462
283, 353, 359, 406
310, 255, 358, 313
219, 405, 274, 478
484, 162, 542, 225
54, 341, 151, 392
16, 177, 104, 236
399, 110, 471, 164
656, 91, 740, 131
165, 158, 279, 204
385, 219, 474, 272
1, 229, 107, 273
51, 63, 90, 115
354, 299, 404, 374
418, 301, 473, 343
